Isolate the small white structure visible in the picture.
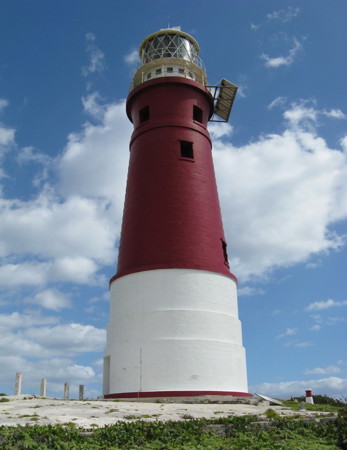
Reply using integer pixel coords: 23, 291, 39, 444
305, 389, 314, 404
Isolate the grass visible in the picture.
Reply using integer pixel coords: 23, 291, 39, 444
283, 401, 343, 414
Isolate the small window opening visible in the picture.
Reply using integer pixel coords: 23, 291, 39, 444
139, 106, 150, 123
193, 105, 203, 123
179, 68, 185, 74
180, 140, 194, 159
167, 67, 173, 73
156, 68, 162, 75
146, 73, 151, 80
221, 239, 229, 265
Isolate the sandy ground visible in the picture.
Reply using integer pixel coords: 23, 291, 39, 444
0, 395, 333, 429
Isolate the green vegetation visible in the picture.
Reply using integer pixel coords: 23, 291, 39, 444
263, 408, 281, 420
0, 398, 10, 403
0, 395, 345, 448
0, 412, 346, 449
283, 395, 346, 414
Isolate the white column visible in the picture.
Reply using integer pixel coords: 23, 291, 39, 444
40, 378, 47, 397
14, 372, 22, 395
79, 385, 84, 400
64, 382, 70, 399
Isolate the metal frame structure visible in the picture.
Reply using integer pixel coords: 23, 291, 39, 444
208, 79, 238, 122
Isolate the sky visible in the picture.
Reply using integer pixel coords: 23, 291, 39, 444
0, 0, 346, 400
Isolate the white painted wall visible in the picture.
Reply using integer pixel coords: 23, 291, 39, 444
103, 268, 248, 395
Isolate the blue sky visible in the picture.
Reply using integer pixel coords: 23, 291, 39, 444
0, 0, 346, 399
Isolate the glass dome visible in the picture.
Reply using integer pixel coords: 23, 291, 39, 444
140, 30, 199, 65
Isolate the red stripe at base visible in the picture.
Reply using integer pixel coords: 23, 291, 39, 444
104, 390, 253, 399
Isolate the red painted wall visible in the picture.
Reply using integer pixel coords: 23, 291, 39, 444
112, 77, 236, 284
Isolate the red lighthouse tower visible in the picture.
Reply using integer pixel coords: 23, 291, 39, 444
103, 28, 249, 399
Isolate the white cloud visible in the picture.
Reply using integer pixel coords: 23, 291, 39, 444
238, 286, 265, 297
82, 33, 106, 77
214, 101, 347, 280
29, 289, 71, 311
267, 7, 300, 23
251, 376, 347, 398
0, 126, 15, 149
208, 122, 233, 139
310, 324, 321, 331
0, 186, 117, 259
25, 323, 106, 356
328, 317, 347, 325
0, 314, 106, 359
0, 355, 99, 396
0, 257, 101, 286
295, 341, 313, 348
322, 109, 346, 119
304, 365, 342, 375
0, 311, 58, 330
306, 299, 347, 311
124, 49, 140, 66
250, 23, 260, 31
0, 311, 105, 394
283, 101, 346, 128
267, 96, 287, 110
0, 98, 9, 113
82, 92, 107, 120
2, 94, 346, 286
340, 136, 347, 153
277, 328, 298, 339
261, 37, 303, 68
57, 100, 131, 204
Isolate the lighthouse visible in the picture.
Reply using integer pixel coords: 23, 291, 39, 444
103, 28, 249, 398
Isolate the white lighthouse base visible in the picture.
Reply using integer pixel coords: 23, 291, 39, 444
103, 269, 249, 398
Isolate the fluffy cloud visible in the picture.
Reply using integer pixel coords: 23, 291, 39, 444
0, 98, 9, 113
2, 96, 346, 286
267, 7, 300, 23
124, 49, 141, 66
57, 98, 131, 205
0, 311, 58, 330
28, 289, 71, 311
0, 313, 105, 359
306, 299, 347, 312
0, 355, 98, 396
251, 376, 347, 398
213, 100, 347, 280
260, 37, 303, 68
0, 310, 105, 395
277, 328, 298, 339
82, 33, 106, 77
304, 365, 342, 375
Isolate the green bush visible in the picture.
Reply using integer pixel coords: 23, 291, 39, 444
292, 394, 346, 407
0, 414, 346, 449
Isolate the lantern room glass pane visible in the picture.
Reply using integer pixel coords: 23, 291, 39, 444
142, 33, 198, 64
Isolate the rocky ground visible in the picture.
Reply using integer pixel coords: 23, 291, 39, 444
0, 395, 336, 429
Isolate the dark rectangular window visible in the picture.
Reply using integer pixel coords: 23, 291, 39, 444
180, 140, 194, 159
156, 68, 162, 75
221, 239, 229, 265
193, 105, 203, 123
167, 67, 173, 73
139, 106, 150, 123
